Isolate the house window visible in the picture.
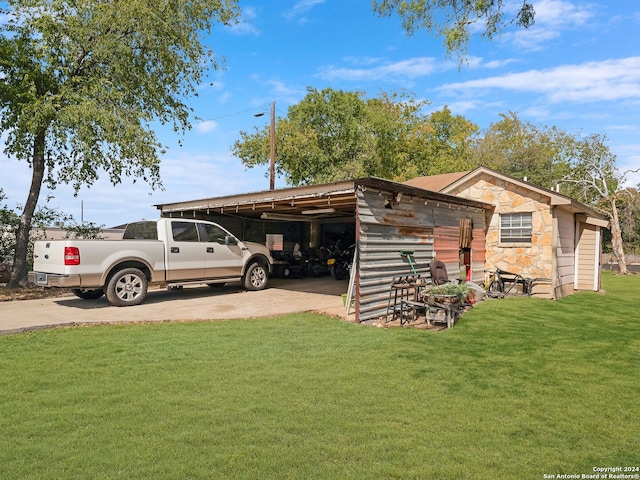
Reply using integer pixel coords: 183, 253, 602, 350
500, 213, 532, 243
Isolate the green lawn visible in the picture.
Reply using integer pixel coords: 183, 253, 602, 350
1, 272, 639, 479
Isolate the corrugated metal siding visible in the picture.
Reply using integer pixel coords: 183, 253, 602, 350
357, 189, 434, 321
471, 228, 487, 284
356, 188, 486, 321
433, 226, 462, 282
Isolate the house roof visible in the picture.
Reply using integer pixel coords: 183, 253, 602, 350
403, 171, 470, 192
405, 166, 609, 227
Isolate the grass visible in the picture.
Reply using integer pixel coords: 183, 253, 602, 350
1, 271, 639, 479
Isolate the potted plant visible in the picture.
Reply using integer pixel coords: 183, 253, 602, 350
422, 282, 474, 304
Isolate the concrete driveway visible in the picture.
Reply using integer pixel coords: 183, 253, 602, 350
0, 277, 352, 335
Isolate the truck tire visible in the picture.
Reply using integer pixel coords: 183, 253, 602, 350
243, 262, 268, 291
72, 288, 105, 300
106, 268, 148, 307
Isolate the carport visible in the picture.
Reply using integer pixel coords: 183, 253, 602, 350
155, 178, 490, 322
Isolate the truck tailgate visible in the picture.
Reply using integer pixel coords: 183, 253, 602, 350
32, 240, 68, 275
32, 239, 166, 278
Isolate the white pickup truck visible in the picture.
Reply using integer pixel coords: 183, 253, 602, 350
29, 218, 273, 307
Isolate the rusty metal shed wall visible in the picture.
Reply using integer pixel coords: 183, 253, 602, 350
431, 225, 485, 285
470, 228, 487, 283
356, 188, 433, 321
355, 186, 487, 322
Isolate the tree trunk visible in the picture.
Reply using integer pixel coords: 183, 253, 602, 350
8, 128, 47, 288
609, 199, 629, 275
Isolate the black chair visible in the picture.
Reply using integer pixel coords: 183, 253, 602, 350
429, 259, 450, 285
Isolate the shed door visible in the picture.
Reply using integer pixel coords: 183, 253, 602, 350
575, 222, 601, 291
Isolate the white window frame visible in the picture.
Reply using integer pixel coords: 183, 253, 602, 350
500, 212, 532, 244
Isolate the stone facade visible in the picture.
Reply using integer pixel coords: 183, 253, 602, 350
447, 173, 554, 279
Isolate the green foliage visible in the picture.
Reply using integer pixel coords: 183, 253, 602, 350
1, 0, 240, 285
0, 192, 103, 268
469, 111, 573, 189
562, 133, 622, 209
233, 88, 478, 185
423, 281, 473, 301
618, 187, 640, 254
372, 0, 535, 61
0, 190, 20, 263
0, 272, 638, 478
418, 106, 479, 176
0, 0, 240, 190
560, 133, 635, 272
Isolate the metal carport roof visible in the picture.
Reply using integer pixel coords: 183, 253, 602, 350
154, 177, 488, 220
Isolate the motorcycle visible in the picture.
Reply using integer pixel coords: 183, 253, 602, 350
303, 247, 331, 277
327, 239, 355, 281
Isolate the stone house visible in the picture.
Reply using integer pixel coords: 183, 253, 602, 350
406, 167, 609, 298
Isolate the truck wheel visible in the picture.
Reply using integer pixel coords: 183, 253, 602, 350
106, 268, 148, 306
243, 262, 268, 291
72, 288, 104, 300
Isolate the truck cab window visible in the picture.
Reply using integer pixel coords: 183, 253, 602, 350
171, 222, 199, 242
123, 221, 158, 240
202, 223, 229, 244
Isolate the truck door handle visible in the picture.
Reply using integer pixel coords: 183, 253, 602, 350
206, 247, 214, 253
170, 247, 179, 253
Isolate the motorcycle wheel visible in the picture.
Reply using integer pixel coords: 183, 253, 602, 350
331, 265, 346, 281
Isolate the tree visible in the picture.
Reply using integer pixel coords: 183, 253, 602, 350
233, 88, 478, 185
1, 191, 103, 274
617, 187, 640, 255
562, 134, 639, 275
470, 112, 573, 188
0, 189, 20, 264
418, 106, 479, 176
372, 0, 535, 60
0, 0, 240, 287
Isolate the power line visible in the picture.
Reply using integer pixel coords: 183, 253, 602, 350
200, 105, 272, 122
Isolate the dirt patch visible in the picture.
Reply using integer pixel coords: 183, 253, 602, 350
0, 285, 73, 302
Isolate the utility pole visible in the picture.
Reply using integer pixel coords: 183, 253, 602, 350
269, 101, 275, 190
255, 102, 276, 190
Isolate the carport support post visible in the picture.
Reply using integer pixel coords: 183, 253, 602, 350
309, 220, 319, 249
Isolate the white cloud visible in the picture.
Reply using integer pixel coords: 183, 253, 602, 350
217, 91, 232, 104
441, 100, 504, 115
227, 6, 260, 35
195, 120, 218, 133
248, 77, 305, 105
283, 0, 325, 23
504, 0, 596, 51
319, 57, 441, 82
483, 58, 518, 69
440, 57, 640, 104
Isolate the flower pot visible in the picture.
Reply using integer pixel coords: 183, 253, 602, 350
430, 294, 461, 305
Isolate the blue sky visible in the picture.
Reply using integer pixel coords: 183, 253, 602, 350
2, 0, 640, 227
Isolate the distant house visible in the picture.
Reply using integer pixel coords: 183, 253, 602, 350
405, 167, 609, 298
31, 226, 125, 241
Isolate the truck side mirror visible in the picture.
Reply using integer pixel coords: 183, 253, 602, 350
225, 235, 238, 245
